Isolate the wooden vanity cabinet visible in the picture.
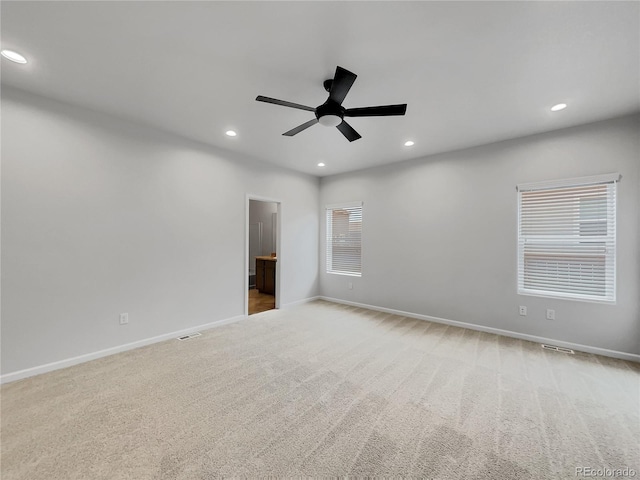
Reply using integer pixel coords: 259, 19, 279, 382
255, 256, 276, 295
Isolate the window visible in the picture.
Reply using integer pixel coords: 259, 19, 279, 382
326, 202, 362, 276
517, 174, 618, 303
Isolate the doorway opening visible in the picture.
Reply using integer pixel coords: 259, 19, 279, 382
246, 197, 280, 315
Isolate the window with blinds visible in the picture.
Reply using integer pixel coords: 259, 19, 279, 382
326, 202, 362, 276
517, 174, 618, 303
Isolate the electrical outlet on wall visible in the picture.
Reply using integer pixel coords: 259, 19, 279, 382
519, 306, 527, 316
119, 313, 129, 325
546, 309, 555, 320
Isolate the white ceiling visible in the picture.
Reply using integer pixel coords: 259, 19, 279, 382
2, 1, 638, 176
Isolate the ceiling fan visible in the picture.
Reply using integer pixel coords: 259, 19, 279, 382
256, 66, 407, 142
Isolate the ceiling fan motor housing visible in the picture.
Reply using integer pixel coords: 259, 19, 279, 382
316, 100, 344, 127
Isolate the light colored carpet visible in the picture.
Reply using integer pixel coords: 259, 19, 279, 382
1, 300, 639, 479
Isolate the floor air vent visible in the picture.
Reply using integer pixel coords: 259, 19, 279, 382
177, 332, 202, 341
541, 344, 574, 354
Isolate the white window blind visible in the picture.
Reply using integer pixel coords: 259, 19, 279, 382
326, 202, 362, 276
517, 174, 618, 303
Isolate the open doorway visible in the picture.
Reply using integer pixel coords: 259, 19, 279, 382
246, 197, 280, 315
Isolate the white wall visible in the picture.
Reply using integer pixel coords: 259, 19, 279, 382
1, 87, 320, 375
3, 86, 637, 378
320, 115, 640, 356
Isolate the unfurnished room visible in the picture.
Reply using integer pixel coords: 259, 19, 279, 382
1, 1, 639, 479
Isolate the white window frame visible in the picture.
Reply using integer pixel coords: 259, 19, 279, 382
517, 173, 619, 304
326, 201, 363, 277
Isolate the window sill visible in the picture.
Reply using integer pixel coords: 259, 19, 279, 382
518, 289, 616, 305
327, 271, 362, 277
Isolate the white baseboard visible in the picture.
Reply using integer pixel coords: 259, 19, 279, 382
320, 296, 640, 363
0, 314, 248, 385
281, 295, 321, 308
4, 296, 636, 384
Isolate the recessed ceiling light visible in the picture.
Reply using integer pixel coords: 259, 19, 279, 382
551, 103, 567, 112
225, 130, 237, 137
404, 140, 415, 147
1, 49, 27, 64
317, 162, 325, 167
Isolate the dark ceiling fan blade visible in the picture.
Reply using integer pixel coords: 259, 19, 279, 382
328, 66, 357, 105
256, 95, 315, 112
344, 104, 407, 117
336, 120, 361, 142
283, 118, 319, 136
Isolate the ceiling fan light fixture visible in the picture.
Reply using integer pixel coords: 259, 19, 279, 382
404, 140, 415, 147
225, 130, 237, 137
550, 103, 567, 112
318, 115, 342, 127
317, 162, 325, 167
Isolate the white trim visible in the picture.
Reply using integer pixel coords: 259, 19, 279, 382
325, 200, 363, 210
517, 173, 620, 192
517, 289, 616, 305
4, 298, 636, 383
319, 296, 640, 363
0, 314, 247, 385
246, 194, 282, 316
281, 296, 321, 308
327, 271, 362, 277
